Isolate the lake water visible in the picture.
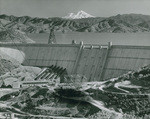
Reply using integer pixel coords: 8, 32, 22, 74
28, 32, 150, 46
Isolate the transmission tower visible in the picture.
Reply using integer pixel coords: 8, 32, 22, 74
48, 25, 56, 44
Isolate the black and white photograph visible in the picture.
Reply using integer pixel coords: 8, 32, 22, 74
0, 0, 150, 118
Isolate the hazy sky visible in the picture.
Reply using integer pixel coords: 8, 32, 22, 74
0, 0, 150, 18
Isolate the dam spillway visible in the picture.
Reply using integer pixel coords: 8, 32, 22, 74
0, 42, 150, 81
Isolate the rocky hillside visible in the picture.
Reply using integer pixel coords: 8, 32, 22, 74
0, 86, 99, 118
0, 14, 150, 33
0, 50, 20, 75
82, 14, 150, 33
0, 64, 150, 118
0, 47, 41, 88
0, 14, 104, 33
0, 21, 35, 43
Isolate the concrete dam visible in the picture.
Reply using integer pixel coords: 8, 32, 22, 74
0, 42, 150, 81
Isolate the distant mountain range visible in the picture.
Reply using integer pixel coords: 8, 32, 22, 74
0, 13, 150, 33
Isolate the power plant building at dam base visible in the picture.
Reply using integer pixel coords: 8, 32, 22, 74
1, 42, 150, 81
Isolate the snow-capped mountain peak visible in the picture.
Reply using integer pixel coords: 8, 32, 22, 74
63, 10, 95, 19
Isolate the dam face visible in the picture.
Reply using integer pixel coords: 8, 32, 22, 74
0, 43, 150, 81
